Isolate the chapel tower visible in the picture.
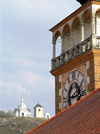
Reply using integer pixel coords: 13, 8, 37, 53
34, 103, 43, 118
50, 0, 100, 115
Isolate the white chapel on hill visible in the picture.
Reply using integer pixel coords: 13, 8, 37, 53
13, 99, 50, 118
14, 99, 31, 117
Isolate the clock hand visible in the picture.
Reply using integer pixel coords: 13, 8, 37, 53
76, 88, 86, 100
71, 90, 77, 97
68, 90, 77, 101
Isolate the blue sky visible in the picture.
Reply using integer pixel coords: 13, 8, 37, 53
0, 0, 80, 117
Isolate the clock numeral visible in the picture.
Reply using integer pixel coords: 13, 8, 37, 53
77, 72, 79, 80
63, 100, 66, 103
67, 76, 70, 84
72, 83, 75, 89
64, 105, 67, 109
63, 97, 66, 103
81, 90, 86, 96
64, 88, 67, 92
63, 97, 66, 100
72, 71, 75, 80
80, 78, 84, 88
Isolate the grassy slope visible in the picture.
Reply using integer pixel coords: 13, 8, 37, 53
0, 117, 47, 134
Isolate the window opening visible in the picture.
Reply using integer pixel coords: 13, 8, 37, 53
56, 36, 61, 57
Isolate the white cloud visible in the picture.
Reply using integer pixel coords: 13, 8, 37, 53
0, 81, 26, 93
0, 0, 80, 116
1, 0, 80, 25
13, 57, 35, 67
27, 91, 30, 96
15, 71, 54, 90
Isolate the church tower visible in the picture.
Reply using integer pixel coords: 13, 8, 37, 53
34, 103, 43, 118
50, 0, 100, 115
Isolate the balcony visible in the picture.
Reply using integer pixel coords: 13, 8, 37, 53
51, 36, 100, 70
51, 37, 92, 70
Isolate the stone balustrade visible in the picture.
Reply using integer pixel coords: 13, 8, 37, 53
96, 36, 100, 47
51, 36, 92, 70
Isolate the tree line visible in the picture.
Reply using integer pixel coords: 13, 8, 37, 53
0, 110, 14, 117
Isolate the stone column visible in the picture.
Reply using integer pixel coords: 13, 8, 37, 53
70, 28, 73, 48
81, 21, 84, 42
91, 14, 96, 48
61, 36, 64, 53
53, 42, 56, 58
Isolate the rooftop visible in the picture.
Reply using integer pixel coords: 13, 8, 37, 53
34, 103, 43, 108
27, 88, 100, 134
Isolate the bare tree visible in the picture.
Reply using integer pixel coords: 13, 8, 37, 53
6, 109, 14, 117
0, 110, 6, 117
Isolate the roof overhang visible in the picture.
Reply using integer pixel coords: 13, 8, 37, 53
49, 0, 100, 32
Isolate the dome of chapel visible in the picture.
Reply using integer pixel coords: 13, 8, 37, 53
18, 99, 26, 109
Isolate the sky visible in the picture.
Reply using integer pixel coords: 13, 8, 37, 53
0, 0, 80, 117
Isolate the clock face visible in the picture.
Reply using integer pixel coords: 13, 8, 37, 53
62, 69, 86, 109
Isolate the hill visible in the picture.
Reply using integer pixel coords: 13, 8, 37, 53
0, 117, 47, 134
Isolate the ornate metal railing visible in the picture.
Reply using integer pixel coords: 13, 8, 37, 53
51, 36, 92, 70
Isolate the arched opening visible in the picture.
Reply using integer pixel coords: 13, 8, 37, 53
72, 18, 81, 46
22, 113, 24, 117
54, 31, 61, 57
95, 9, 100, 36
82, 10, 91, 40
47, 115, 49, 119
95, 9, 100, 47
63, 24, 70, 51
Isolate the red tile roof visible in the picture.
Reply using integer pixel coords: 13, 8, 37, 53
26, 88, 100, 134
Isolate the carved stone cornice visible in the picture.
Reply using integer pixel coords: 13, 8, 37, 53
50, 49, 100, 76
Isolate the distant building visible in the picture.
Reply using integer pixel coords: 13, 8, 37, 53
13, 99, 31, 117
34, 103, 43, 118
45, 113, 50, 119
